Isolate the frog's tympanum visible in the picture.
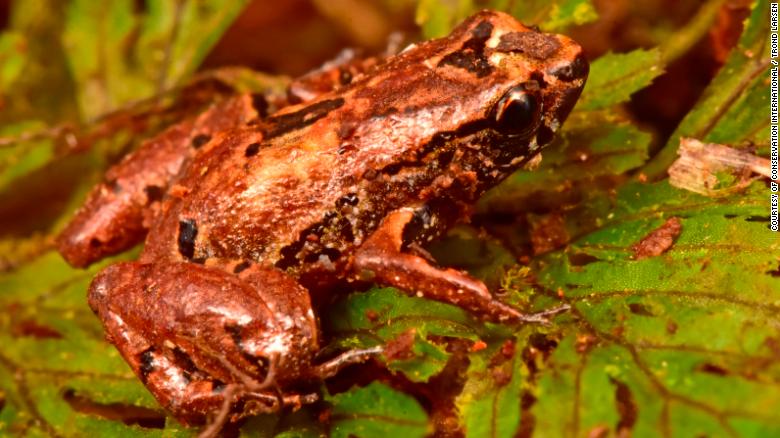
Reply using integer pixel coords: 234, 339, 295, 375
57, 10, 588, 429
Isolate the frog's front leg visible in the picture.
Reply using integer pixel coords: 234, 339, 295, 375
88, 260, 320, 426
352, 208, 568, 323
57, 95, 260, 268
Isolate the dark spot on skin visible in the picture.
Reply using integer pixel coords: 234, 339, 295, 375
472, 20, 493, 39
495, 31, 562, 60
138, 348, 155, 383
381, 162, 404, 176
177, 219, 197, 259
324, 247, 342, 261
746, 215, 770, 222
337, 143, 357, 155
171, 348, 198, 382
438, 21, 493, 78
90, 238, 101, 248
191, 134, 211, 149
277, 210, 351, 269
191, 257, 206, 265
696, 362, 729, 376
304, 246, 342, 264
530, 71, 546, 85
62, 388, 165, 429
264, 98, 345, 139
567, 252, 600, 266
106, 179, 122, 194
233, 261, 251, 274
628, 303, 655, 317
276, 240, 305, 270
724, 214, 738, 219
339, 68, 352, 85
536, 125, 555, 146
144, 185, 164, 204
245, 142, 261, 157
211, 380, 226, 393
766, 263, 780, 277
550, 52, 589, 82
402, 205, 434, 250
225, 324, 244, 351
337, 217, 355, 242
337, 193, 359, 207
251, 93, 269, 118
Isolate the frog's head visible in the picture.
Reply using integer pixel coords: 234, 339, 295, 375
347, 10, 588, 191
438, 10, 589, 154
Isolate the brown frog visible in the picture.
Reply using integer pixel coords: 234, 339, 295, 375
56, 10, 588, 430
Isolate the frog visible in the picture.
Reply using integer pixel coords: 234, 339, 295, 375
56, 10, 588, 431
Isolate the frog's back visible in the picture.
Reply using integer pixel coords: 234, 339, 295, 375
142, 9, 588, 279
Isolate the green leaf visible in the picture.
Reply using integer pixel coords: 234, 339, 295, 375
0, 32, 26, 89
456, 333, 527, 438
643, 0, 770, 177
576, 49, 664, 111
62, 0, 249, 119
325, 288, 491, 382
415, 0, 474, 39
0, 251, 179, 436
415, 0, 597, 38
529, 179, 780, 436
327, 382, 430, 438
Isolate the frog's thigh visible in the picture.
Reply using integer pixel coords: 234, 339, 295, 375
88, 262, 227, 425
88, 261, 316, 426
352, 208, 524, 323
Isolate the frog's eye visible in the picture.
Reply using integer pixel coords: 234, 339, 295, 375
493, 84, 541, 136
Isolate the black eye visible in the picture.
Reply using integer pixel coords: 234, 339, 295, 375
493, 84, 541, 136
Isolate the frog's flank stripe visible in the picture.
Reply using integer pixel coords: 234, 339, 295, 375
264, 98, 345, 139
178, 219, 198, 259
438, 20, 494, 78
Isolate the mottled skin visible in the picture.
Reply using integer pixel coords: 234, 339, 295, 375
57, 11, 587, 428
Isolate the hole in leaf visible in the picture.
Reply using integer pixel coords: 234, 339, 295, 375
609, 377, 638, 434
12, 319, 63, 339
567, 252, 600, 266
627, 303, 655, 317
62, 388, 165, 428
695, 363, 729, 376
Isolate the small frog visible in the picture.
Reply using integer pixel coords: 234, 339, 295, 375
57, 10, 588, 429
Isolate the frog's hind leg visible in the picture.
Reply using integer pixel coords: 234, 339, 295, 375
87, 261, 319, 427
56, 95, 260, 268
352, 208, 569, 324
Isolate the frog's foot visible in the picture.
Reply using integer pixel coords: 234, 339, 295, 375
88, 261, 320, 426
353, 208, 568, 324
